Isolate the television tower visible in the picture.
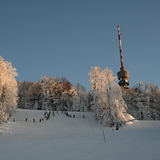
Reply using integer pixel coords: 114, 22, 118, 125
117, 25, 130, 87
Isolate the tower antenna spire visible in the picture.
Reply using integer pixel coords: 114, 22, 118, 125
117, 25, 130, 87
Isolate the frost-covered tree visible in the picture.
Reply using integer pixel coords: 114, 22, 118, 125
0, 57, 18, 122
133, 81, 159, 94
18, 81, 34, 109
40, 76, 72, 111
123, 81, 160, 120
89, 67, 128, 126
40, 76, 59, 110
17, 75, 89, 112
70, 84, 88, 112
28, 82, 43, 110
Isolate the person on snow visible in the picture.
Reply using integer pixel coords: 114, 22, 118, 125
141, 111, 144, 120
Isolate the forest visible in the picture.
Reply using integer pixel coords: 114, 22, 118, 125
17, 77, 89, 112
1, 56, 160, 126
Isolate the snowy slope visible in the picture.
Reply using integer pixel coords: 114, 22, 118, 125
0, 109, 160, 160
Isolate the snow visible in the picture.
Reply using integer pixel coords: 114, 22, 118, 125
0, 109, 160, 160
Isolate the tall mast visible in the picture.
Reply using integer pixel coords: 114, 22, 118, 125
117, 25, 124, 69
117, 25, 130, 87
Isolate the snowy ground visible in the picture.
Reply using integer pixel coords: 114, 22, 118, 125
0, 109, 160, 160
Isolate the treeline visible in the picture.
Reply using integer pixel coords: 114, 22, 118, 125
88, 67, 160, 126
17, 76, 89, 112
122, 81, 160, 120
17, 71, 160, 124
1, 54, 160, 126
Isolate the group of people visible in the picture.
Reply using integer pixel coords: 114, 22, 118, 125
65, 111, 73, 118
24, 110, 85, 123
25, 117, 44, 123
44, 110, 55, 120
25, 110, 55, 123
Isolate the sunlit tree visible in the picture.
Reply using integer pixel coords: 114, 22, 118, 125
89, 67, 128, 126
0, 57, 18, 122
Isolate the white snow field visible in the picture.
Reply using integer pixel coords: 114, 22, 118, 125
0, 109, 160, 160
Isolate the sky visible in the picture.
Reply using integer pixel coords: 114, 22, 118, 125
0, 0, 160, 90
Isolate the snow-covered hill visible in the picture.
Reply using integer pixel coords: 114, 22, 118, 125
0, 109, 160, 160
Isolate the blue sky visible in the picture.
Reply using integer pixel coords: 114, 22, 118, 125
0, 0, 160, 90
